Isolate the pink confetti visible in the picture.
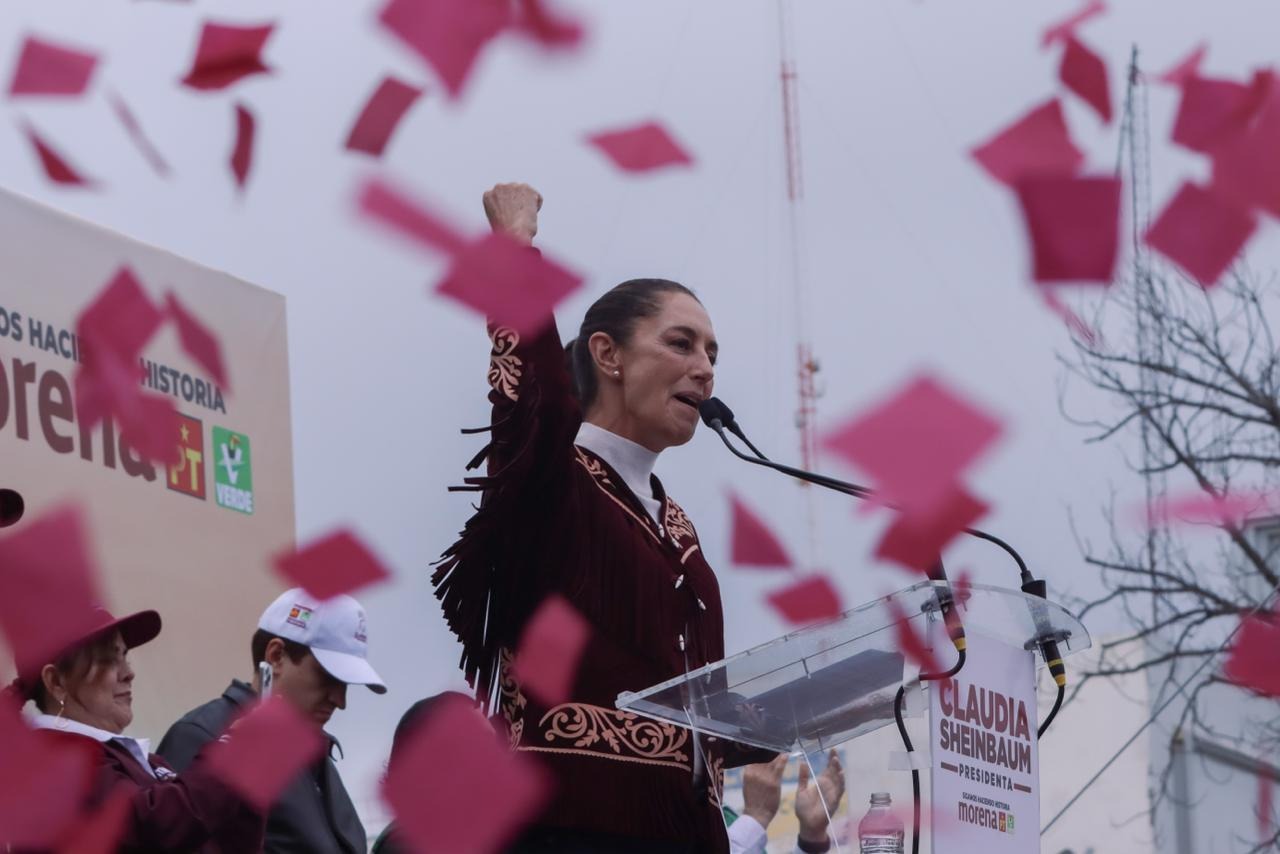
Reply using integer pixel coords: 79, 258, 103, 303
1172, 75, 1260, 154
8, 35, 98, 97
274, 529, 391, 600
875, 487, 989, 575
971, 99, 1084, 187
0, 697, 98, 849
1041, 289, 1100, 345
821, 375, 1003, 517
378, 0, 512, 99
1135, 490, 1278, 528
356, 179, 582, 333
0, 506, 107, 676
1210, 71, 1280, 218
108, 91, 171, 177
1144, 182, 1257, 289
886, 598, 942, 675
512, 596, 590, 705
21, 122, 94, 186
180, 22, 274, 91
345, 76, 424, 157
204, 697, 326, 812
587, 121, 694, 173
382, 693, 550, 853
73, 267, 179, 464
357, 178, 470, 256
435, 231, 582, 335
728, 492, 793, 569
766, 575, 843, 625
1059, 37, 1112, 123
165, 292, 229, 388
229, 102, 255, 190
1015, 174, 1121, 283
1156, 44, 1208, 87
1041, 0, 1105, 48
514, 0, 585, 49
57, 785, 132, 854
1223, 611, 1280, 698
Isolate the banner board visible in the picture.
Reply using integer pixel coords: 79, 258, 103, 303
0, 187, 294, 740
929, 628, 1040, 852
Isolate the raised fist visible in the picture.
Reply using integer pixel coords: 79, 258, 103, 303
482, 182, 542, 245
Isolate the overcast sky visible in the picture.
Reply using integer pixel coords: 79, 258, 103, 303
5, 0, 1280, 828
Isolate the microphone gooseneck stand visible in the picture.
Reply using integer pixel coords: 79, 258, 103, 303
698, 398, 1067, 854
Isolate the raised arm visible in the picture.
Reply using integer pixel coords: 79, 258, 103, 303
432, 183, 582, 708
475, 182, 579, 492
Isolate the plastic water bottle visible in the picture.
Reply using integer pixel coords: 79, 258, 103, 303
857, 792, 904, 853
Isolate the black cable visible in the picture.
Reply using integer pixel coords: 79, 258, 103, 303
893, 648, 966, 854
703, 414, 1032, 580
1038, 683, 1065, 740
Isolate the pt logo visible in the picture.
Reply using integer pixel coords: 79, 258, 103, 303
167, 414, 206, 500
212, 427, 254, 515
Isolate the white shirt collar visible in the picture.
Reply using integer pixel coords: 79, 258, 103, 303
30, 713, 156, 777
575, 421, 662, 522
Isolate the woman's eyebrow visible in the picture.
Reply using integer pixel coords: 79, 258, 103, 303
666, 324, 719, 353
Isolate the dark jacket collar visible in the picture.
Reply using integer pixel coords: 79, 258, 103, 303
223, 678, 344, 759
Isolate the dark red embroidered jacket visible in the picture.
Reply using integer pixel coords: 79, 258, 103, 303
433, 317, 771, 852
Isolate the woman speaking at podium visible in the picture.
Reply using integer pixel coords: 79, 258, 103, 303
433, 183, 773, 853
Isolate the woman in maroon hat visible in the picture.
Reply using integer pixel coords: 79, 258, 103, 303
7, 606, 264, 852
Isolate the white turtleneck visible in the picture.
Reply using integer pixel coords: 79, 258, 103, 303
575, 421, 662, 523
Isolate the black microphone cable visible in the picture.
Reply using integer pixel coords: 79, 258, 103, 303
699, 396, 1068, 723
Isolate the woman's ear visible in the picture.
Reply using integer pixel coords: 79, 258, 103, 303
40, 664, 63, 705
587, 331, 622, 378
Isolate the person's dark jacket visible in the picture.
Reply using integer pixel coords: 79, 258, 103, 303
158, 679, 366, 854
28, 729, 263, 853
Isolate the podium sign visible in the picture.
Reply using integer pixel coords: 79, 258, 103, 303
929, 628, 1039, 852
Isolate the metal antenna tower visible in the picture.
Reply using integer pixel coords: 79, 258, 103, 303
776, 0, 822, 566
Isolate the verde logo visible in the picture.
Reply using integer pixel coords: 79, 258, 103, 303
212, 427, 254, 515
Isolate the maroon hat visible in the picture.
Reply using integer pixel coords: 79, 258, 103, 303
8, 607, 162, 702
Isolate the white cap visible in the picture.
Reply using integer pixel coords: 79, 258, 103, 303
258, 589, 387, 694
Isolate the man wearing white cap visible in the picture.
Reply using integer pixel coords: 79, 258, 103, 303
158, 588, 387, 854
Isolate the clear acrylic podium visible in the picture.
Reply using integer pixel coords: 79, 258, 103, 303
616, 579, 1091, 758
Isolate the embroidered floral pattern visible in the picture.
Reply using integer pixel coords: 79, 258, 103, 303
497, 648, 527, 750
536, 702, 690, 768
488, 326, 523, 402
573, 447, 614, 486
706, 750, 726, 808
664, 499, 696, 547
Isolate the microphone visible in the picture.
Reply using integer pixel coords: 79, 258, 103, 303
700, 396, 1077, 666
697, 399, 872, 499
0, 489, 23, 529
1020, 578, 1066, 687
699, 398, 767, 460
700, 397, 961, 653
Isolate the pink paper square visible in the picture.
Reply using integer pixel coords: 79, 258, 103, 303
821, 375, 1003, 516
8, 35, 98, 97
1015, 174, 1121, 283
274, 529, 392, 600
971, 99, 1083, 187
586, 121, 694, 173
204, 697, 326, 812
435, 232, 582, 335
181, 22, 274, 91
512, 596, 590, 705
345, 77, 424, 157
381, 694, 550, 853
767, 576, 843, 625
1144, 182, 1257, 288
728, 492, 792, 569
